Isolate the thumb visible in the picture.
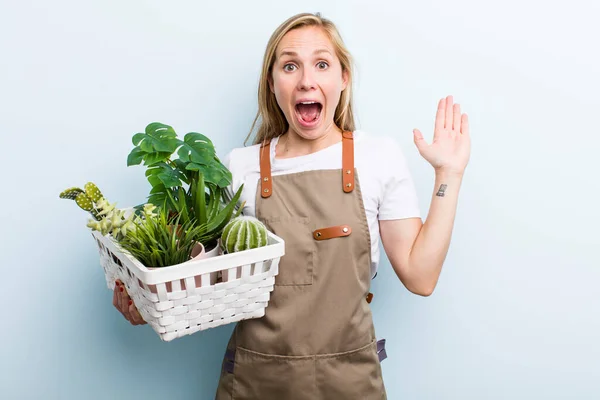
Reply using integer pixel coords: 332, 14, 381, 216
413, 129, 428, 154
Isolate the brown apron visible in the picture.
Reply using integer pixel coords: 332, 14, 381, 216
215, 131, 387, 399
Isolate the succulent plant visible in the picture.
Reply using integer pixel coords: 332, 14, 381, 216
60, 182, 158, 241
60, 183, 105, 220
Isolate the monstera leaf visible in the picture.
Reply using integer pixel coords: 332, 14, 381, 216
127, 122, 241, 244
177, 132, 216, 163
127, 123, 182, 167
145, 161, 188, 189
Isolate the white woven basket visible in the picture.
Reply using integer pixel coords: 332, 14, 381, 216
91, 226, 284, 342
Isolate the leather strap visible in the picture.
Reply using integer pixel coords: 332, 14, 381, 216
313, 225, 352, 241
259, 140, 272, 198
260, 132, 354, 197
342, 131, 355, 193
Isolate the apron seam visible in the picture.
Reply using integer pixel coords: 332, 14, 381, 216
235, 338, 377, 360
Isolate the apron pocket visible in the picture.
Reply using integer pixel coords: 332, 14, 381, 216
232, 346, 316, 400
262, 216, 315, 286
315, 339, 386, 400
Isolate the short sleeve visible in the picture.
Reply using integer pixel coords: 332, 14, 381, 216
378, 138, 421, 220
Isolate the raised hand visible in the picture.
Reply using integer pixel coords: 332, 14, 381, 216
413, 95, 471, 175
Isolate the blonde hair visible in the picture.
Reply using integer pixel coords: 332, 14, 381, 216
246, 12, 356, 146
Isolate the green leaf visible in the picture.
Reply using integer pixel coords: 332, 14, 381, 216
149, 182, 166, 194
147, 174, 162, 188
127, 147, 146, 166
186, 159, 231, 187
132, 132, 146, 146
143, 151, 173, 166
195, 172, 207, 225
158, 169, 182, 189
177, 132, 215, 165
205, 184, 243, 236
129, 123, 182, 167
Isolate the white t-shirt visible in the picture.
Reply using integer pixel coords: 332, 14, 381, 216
223, 130, 421, 278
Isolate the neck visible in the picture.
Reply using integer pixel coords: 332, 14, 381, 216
277, 124, 344, 159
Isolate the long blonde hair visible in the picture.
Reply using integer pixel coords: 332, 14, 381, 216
246, 12, 356, 146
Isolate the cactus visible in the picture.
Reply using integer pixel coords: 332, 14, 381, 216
61, 181, 159, 242
221, 216, 268, 254
59, 187, 84, 200
61, 185, 102, 220
84, 182, 103, 202
60, 182, 113, 223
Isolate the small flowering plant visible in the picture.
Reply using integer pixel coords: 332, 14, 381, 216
59, 182, 157, 242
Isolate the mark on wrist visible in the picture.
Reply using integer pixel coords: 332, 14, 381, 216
436, 184, 447, 197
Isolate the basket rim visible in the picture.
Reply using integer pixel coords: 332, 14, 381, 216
93, 230, 285, 285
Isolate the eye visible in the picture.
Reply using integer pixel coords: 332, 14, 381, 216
283, 63, 297, 72
317, 61, 329, 70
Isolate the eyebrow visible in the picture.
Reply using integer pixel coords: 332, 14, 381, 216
278, 49, 333, 58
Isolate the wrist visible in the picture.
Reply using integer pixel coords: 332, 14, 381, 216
434, 167, 465, 180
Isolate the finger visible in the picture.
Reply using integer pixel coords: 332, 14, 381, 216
118, 284, 133, 321
453, 103, 461, 133
118, 282, 127, 310
129, 302, 146, 325
444, 95, 453, 129
117, 284, 129, 318
461, 113, 470, 136
413, 129, 429, 154
112, 284, 119, 309
114, 281, 122, 310
434, 98, 445, 139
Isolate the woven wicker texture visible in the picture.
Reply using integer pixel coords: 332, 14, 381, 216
93, 231, 284, 341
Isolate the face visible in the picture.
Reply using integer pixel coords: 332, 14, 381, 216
270, 26, 349, 140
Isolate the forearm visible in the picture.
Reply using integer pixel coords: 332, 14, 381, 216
407, 169, 463, 294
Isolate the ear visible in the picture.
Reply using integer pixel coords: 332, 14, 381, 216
341, 69, 349, 91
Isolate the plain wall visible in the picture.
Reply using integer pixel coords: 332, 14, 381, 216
1, 0, 598, 399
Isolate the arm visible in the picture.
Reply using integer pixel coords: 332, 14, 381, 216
380, 170, 463, 296
381, 95, 470, 296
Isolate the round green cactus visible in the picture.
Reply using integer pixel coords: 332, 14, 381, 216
221, 216, 268, 254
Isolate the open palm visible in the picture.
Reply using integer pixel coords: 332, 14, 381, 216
413, 95, 471, 174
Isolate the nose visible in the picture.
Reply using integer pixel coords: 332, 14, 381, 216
298, 68, 317, 91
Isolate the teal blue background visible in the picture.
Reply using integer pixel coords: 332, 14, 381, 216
2, 0, 598, 399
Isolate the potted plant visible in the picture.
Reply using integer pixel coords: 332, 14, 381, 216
116, 205, 217, 292
126, 122, 244, 257
59, 122, 286, 341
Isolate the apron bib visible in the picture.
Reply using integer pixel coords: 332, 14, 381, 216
215, 132, 386, 399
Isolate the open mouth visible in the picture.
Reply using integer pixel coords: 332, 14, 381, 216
295, 101, 323, 126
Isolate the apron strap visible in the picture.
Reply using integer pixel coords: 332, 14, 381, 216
260, 140, 272, 198
260, 131, 355, 198
342, 131, 355, 193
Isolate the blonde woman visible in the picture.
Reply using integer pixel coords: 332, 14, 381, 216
114, 12, 471, 399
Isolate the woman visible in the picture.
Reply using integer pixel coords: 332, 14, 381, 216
114, 12, 470, 399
